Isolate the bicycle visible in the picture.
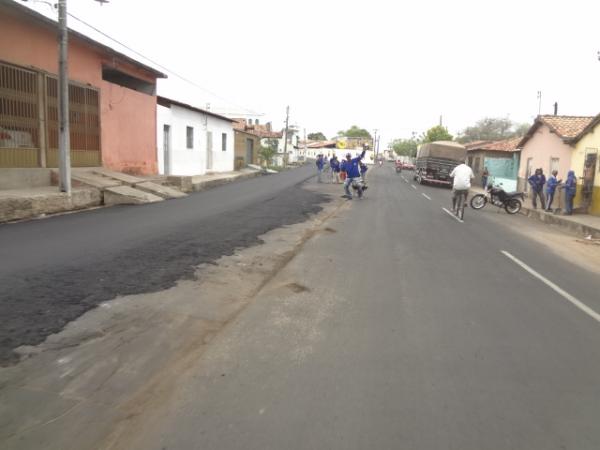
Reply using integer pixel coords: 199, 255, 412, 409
452, 189, 468, 220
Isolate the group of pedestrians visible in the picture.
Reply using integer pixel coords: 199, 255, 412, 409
528, 168, 578, 214
315, 150, 368, 199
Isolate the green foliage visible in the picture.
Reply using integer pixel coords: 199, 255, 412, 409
456, 117, 530, 143
421, 125, 453, 143
390, 138, 418, 157
258, 145, 276, 167
307, 132, 327, 141
338, 125, 372, 139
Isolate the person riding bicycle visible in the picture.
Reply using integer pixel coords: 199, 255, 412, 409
341, 150, 366, 199
449, 161, 474, 213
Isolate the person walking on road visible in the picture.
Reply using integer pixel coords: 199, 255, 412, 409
545, 170, 561, 212
450, 161, 474, 213
360, 162, 368, 187
341, 150, 366, 199
564, 170, 577, 215
316, 154, 324, 183
329, 155, 340, 184
322, 154, 331, 181
528, 168, 546, 209
481, 167, 489, 189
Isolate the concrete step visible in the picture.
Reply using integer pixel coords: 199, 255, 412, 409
135, 181, 187, 199
90, 168, 144, 185
103, 186, 163, 206
69, 171, 122, 189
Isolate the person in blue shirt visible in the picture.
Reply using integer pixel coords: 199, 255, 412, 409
528, 168, 546, 209
359, 162, 368, 186
545, 170, 561, 212
316, 154, 324, 183
340, 150, 366, 199
329, 155, 340, 184
564, 170, 577, 215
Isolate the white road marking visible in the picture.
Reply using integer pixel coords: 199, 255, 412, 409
411, 185, 417, 190
401, 176, 407, 182
501, 251, 600, 324
422, 193, 432, 200
442, 207, 463, 223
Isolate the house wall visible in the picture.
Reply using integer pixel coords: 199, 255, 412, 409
156, 104, 234, 176
0, 6, 158, 174
468, 150, 518, 190
517, 125, 573, 191
572, 121, 600, 215
234, 131, 260, 168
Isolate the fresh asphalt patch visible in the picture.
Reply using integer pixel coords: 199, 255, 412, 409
0, 179, 328, 365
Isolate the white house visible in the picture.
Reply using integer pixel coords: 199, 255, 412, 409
157, 96, 235, 176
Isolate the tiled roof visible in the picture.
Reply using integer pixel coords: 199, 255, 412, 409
539, 115, 594, 139
465, 140, 492, 150
232, 119, 283, 138
467, 137, 521, 152
307, 140, 337, 148
518, 115, 595, 148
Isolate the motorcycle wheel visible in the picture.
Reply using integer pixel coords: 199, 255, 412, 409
470, 194, 487, 210
505, 198, 522, 214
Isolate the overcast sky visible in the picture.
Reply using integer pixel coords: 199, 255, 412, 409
22, 0, 600, 146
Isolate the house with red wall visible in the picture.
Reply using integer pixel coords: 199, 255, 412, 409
0, 0, 166, 175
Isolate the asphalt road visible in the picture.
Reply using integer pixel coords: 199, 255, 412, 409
0, 165, 327, 364
128, 164, 600, 450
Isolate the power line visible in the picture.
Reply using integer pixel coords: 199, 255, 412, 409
66, 11, 259, 115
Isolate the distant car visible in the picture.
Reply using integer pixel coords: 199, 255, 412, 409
0, 126, 34, 148
402, 162, 415, 170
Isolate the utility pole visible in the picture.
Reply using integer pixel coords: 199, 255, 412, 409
537, 91, 542, 116
373, 129, 378, 160
303, 128, 307, 161
283, 106, 289, 167
58, 0, 71, 193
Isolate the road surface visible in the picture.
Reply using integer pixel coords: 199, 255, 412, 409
124, 165, 600, 450
0, 165, 326, 364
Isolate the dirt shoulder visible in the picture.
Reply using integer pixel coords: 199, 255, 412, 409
0, 183, 348, 450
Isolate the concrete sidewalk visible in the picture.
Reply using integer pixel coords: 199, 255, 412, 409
470, 186, 600, 239
158, 168, 264, 193
0, 168, 264, 224
0, 186, 102, 223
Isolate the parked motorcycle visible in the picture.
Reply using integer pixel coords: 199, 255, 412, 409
470, 184, 524, 214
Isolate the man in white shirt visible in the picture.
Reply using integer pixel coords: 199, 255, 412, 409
449, 162, 474, 213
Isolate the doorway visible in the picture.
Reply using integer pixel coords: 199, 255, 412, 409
245, 138, 254, 165
582, 151, 597, 209
163, 124, 171, 175
525, 157, 533, 192
206, 131, 213, 171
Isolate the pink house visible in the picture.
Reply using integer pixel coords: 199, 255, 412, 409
0, 1, 166, 174
517, 115, 594, 191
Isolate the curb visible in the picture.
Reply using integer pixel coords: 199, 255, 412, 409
519, 207, 600, 239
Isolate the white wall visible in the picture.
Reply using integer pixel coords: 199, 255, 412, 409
157, 104, 234, 176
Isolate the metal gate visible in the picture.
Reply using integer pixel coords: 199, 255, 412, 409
45, 76, 101, 167
0, 61, 101, 168
0, 63, 40, 167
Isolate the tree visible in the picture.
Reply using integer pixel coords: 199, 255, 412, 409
390, 138, 418, 157
337, 125, 372, 139
421, 125, 453, 143
307, 132, 327, 141
258, 145, 276, 167
456, 117, 530, 143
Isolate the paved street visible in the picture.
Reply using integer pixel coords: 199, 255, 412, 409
2, 164, 600, 450
122, 165, 600, 450
0, 165, 326, 364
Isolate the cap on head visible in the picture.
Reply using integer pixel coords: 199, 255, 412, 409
346, 153, 351, 158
